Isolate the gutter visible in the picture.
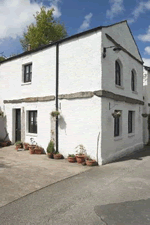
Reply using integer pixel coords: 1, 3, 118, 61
56, 43, 59, 153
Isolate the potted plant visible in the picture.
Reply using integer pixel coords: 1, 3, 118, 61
67, 154, 76, 163
112, 111, 121, 118
15, 141, 23, 150
142, 113, 148, 118
47, 140, 55, 158
75, 144, 86, 164
29, 145, 36, 154
23, 142, 29, 150
86, 156, 97, 166
34, 145, 44, 154
0, 110, 4, 117
51, 111, 60, 117
53, 152, 63, 159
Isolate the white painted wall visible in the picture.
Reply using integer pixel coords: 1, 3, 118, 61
58, 96, 102, 164
59, 31, 102, 94
101, 98, 143, 164
0, 46, 56, 101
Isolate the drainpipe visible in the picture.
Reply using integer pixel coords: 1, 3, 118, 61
56, 43, 59, 153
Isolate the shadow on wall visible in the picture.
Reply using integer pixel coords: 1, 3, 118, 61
0, 116, 10, 142
59, 115, 67, 131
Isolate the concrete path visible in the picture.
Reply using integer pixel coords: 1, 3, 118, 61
1, 145, 150, 224
0, 145, 90, 207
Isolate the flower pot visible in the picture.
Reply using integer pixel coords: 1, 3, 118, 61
76, 155, 85, 164
86, 160, 97, 166
29, 145, 36, 154
67, 157, 76, 163
34, 147, 43, 154
47, 153, 53, 158
0, 141, 8, 147
53, 153, 63, 159
7, 141, 11, 146
23, 143, 29, 150
15, 144, 23, 150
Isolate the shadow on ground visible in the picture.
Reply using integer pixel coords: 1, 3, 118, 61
111, 145, 150, 163
94, 198, 150, 225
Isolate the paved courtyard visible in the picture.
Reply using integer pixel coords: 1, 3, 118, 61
0, 145, 90, 207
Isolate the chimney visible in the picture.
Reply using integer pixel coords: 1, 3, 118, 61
27, 44, 31, 51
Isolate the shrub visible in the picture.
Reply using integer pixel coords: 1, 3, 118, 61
47, 140, 55, 153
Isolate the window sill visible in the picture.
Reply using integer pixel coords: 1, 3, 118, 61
21, 82, 32, 86
26, 133, 37, 137
114, 136, 123, 141
132, 91, 138, 95
115, 85, 124, 90
128, 133, 135, 137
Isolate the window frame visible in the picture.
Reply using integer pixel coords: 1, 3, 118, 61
131, 70, 136, 92
114, 110, 122, 137
28, 110, 37, 134
115, 60, 121, 86
128, 111, 135, 134
23, 63, 32, 83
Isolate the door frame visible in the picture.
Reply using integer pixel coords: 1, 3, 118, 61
12, 108, 21, 143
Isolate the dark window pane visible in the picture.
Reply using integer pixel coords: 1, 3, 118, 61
24, 64, 32, 83
131, 71, 135, 91
29, 111, 37, 133
114, 117, 120, 137
115, 61, 121, 86
128, 111, 132, 133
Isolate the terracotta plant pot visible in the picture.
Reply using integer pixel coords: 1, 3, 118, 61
15, 144, 23, 150
0, 141, 8, 147
7, 141, 11, 146
47, 153, 53, 158
34, 147, 43, 154
29, 145, 36, 154
76, 155, 85, 164
67, 157, 77, 163
23, 143, 29, 150
53, 153, 63, 159
86, 160, 97, 166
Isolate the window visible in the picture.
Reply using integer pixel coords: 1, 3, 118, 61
114, 111, 121, 137
131, 70, 136, 92
28, 111, 37, 133
24, 64, 32, 83
128, 111, 135, 133
115, 60, 121, 86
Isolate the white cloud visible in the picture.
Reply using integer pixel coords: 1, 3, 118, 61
145, 46, 150, 54
106, 0, 124, 20
78, 13, 93, 32
138, 26, 150, 42
0, 0, 61, 40
128, 1, 150, 24
143, 58, 150, 66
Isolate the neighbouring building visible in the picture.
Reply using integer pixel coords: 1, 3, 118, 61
0, 20, 146, 165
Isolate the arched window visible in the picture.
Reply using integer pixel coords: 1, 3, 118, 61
115, 60, 121, 86
131, 70, 136, 92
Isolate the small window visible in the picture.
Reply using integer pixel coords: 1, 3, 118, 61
28, 111, 37, 133
115, 60, 121, 86
128, 111, 135, 133
24, 64, 32, 83
131, 70, 136, 92
114, 111, 121, 137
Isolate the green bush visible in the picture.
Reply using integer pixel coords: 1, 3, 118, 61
47, 140, 55, 153
15, 141, 22, 146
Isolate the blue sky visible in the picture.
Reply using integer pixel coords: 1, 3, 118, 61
1, 0, 150, 66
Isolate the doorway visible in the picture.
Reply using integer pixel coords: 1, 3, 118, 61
15, 109, 21, 142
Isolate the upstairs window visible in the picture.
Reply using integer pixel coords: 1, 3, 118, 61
115, 60, 121, 86
24, 63, 32, 83
131, 70, 136, 92
28, 111, 37, 133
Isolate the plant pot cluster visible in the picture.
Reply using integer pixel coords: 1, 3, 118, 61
0, 140, 11, 147
29, 145, 44, 154
46, 141, 63, 159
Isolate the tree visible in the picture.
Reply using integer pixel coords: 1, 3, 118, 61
0, 56, 5, 62
20, 7, 68, 51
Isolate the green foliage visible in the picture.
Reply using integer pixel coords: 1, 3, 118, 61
51, 111, 60, 117
0, 56, 5, 62
47, 140, 55, 153
20, 7, 68, 51
15, 141, 22, 146
68, 154, 75, 158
